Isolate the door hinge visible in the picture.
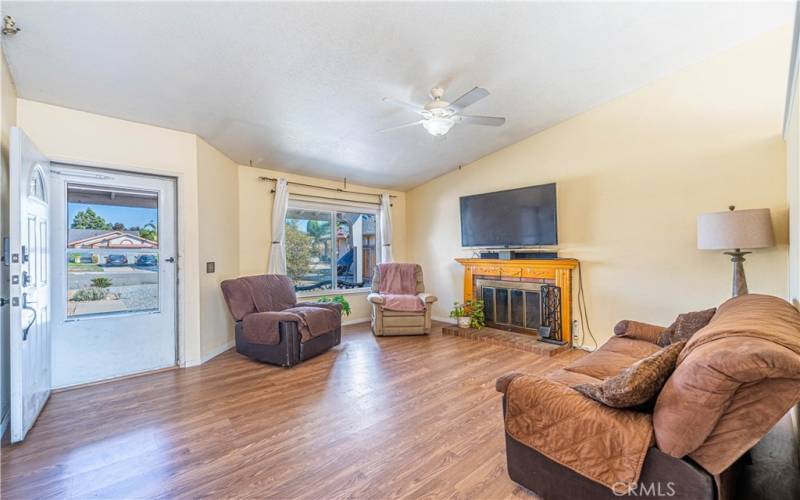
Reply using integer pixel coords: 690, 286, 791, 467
1, 237, 8, 266
0, 298, 7, 307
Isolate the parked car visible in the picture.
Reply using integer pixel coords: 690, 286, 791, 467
105, 254, 128, 266
136, 254, 158, 267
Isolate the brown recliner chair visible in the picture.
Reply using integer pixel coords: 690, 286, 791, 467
367, 263, 437, 336
220, 274, 341, 367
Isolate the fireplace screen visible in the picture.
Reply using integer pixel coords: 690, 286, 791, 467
477, 279, 562, 341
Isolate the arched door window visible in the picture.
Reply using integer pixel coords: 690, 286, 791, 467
28, 165, 47, 202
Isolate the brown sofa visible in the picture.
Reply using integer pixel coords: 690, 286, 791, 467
367, 264, 437, 336
220, 274, 342, 367
497, 294, 800, 499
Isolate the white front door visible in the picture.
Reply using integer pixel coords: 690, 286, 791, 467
9, 127, 51, 443
50, 165, 177, 388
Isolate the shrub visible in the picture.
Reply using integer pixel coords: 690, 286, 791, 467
317, 295, 351, 316
71, 287, 107, 302
90, 277, 112, 288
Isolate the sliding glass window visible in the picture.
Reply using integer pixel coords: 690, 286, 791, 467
285, 202, 380, 293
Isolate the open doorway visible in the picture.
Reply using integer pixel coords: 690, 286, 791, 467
49, 164, 178, 388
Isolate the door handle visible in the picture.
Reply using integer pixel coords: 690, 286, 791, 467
22, 270, 31, 287
21, 293, 37, 341
164, 257, 175, 263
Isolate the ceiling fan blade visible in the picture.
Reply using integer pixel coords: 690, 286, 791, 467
382, 97, 425, 115
449, 87, 490, 111
458, 115, 506, 126
377, 120, 423, 133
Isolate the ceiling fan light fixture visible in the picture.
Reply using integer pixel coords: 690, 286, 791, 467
422, 116, 455, 136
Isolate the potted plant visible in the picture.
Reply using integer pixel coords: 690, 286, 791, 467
450, 300, 485, 329
317, 294, 351, 316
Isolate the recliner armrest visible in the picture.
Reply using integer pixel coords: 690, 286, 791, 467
242, 311, 303, 345
417, 292, 437, 304
367, 293, 385, 305
295, 301, 343, 314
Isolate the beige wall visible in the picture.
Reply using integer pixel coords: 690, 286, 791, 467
0, 51, 18, 433
16, 99, 206, 365
238, 164, 407, 323
407, 27, 791, 346
197, 138, 240, 360
788, 76, 799, 308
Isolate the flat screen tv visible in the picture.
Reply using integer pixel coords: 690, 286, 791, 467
460, 183, 557, 247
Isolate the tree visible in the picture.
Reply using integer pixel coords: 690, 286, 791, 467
112, 222, 125, 231
139, 221, 158, 242
306, 219, 331, 261
285, 221, 314, 282
71, 208, 111, 230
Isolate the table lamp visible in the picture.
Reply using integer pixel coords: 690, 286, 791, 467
697, 206, 775, 297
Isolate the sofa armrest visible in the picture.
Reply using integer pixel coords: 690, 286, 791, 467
613, 320, 666, 344
496, 372, 526, 393
417, 292, 438, 304
367, 293, 385, 305
503, 374, 654, 491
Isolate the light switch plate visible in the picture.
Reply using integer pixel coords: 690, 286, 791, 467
206, 262, 215, 273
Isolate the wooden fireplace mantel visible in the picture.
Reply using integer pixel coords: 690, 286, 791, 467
456, 258, 579, 345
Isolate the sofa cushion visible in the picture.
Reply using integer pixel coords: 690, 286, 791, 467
562, 336, 660, 380
572, 341, 685, 409
657, 308, 716, 347
547, 367, 603, 387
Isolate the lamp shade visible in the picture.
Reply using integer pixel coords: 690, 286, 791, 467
697, 208, 775, 250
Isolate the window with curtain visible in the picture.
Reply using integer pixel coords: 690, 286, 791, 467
285, 201, 380, 293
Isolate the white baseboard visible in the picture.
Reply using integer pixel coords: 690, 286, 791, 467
0, 409, 8, 440
200, 339, 235, 364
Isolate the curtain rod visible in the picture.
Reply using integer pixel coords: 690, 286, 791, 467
289, 192, 383, 207
258, 176, 397, 199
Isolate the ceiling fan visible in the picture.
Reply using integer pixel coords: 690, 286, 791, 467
380, 86, 506, 136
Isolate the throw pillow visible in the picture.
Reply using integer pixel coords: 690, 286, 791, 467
572, 341, 686, 409
656, 308, 716, 347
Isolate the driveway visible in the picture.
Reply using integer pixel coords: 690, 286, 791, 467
68, 266, 159, 288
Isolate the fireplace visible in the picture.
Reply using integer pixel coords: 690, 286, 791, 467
476, 279, 562, 342
477, 279, 542, 332
456, 258, 577, 345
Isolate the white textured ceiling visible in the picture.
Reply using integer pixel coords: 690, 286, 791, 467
2, 1, 794, 190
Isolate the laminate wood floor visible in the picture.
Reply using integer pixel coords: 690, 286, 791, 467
1, 322, 584, 499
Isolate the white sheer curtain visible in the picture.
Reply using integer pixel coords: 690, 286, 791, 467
380, 193, 394, 263
267, 178, 289, 274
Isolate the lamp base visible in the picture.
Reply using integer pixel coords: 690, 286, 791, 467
723, 249, 751, 297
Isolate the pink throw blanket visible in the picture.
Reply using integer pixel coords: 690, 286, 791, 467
378, 263, 425, 312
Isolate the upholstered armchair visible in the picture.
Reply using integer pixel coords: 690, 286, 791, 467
221, 274, 342, 367
368, 263, 437, 336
